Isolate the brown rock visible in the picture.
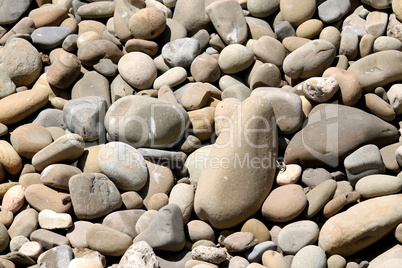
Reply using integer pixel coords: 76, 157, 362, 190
0, 141, 22, 175
25, 184, 72, 213
128, 7, 166, 40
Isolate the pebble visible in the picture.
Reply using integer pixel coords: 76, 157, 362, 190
261, 250, 289, 268
25, 184, 72, 213
253, 36, 286, 68
46, 51, 81, 89
291, 245, 327, 268
191, 53, 221, 83
40, 164, 82, 191
355, 174, 402, 198
18, 241, 43, 260
223, 232, 258, 253
301, 168, 333, 188
191, 246, 227, 265
280, 0, 315, 26
323, 191, 361, 218
245, 241, 277, 263
8, 208, 38, 238
261, 184, 307, 222
31, 229, 70, 250
278, 220, 319, 255
301, 76, 339, 103
38, 209, 72, 230
77, 2, 116, 19
153, 66, 187, 90
318, 0, 351, 23
169, 183, 195, 223
302, 179, 337, 218
218, 44, 254, 74
2, 185, 25, 213
162, 38, 201, 68
119, 241, 158, 267
86, 224, 132, 256
31, 27, 72, 50
66, 221, 93, 248
181, 82, 211, 110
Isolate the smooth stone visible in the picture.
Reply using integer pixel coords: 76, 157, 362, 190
274, 20, 295, 42
322, 67, 362, 106
191, 246, 227, 264
110, 75, 135, 103
25, 184, 72, 213
241, 218, 270, 243
158, 85, 178, 103
98, 141, 148, 191
86, 224, 132, 257
190, 54, 221, 83
118, 52, 157, 90
0, 210, 13, 227
359, 34, 375, 58
69, 173, 122, 220
301, 76, 339, 103
278, 220, 319, 255
30, 229, 70, 250
133, 204, 186, 252
247, 0, 278, 18
344, 144, 386, 185
380, 142, 402, 173
77, 39, 123, 67
223, 232, 258, 253
119, 241, 158, 267
302, 180, 337, 218
0, 17, 35, 45
71, 248, 105, 267
218, 44, 254, 74
341, 26, 359, 60
365, 11, 387, 38
38, 209, 72, 230
0, 87, 48, 125
29, 4, 68, 28
194, 96, 278, 229
40, 164, 81, 191
229, 256, 250, 268
276, 164, 302, 185
1, 185, 25, 213
62, 34, 78, 52
251, 87, 303, 134
0, 123, 7, 136
125, 39, 159, 57
102, 209, 145, 238
162, 38, 201, 68
153, 67, 187, 90
282, 36, 310, 52
0, 0, 31, 24
77, 1, 116, 19
318, 194, 402, 256
245, 241, 277, 263
253, 36, 286, 68
261, 184, 307, 222
105, 95, 189, 148
320, 26, 341, 49
0, 222, 9, 253
280, 0, 315, 26
283, 40, 336, 79
291, 245, 326, 268
323, 191, 361, 218
113, 0, 142, 42
169, 183, 195, 223
139, 161, 174, 209
77, 145, 101, 173
348, 50, 402, 92
33, 108, 66, 129
18, 241, 43, 259
10, 235, 30, 252
247, 61, 281, 90
214, 97, 241, 137
394, 0, 402, 22
37, 245, 72, 267
187, 220, 215, 243
221, 84, 251, 101
0, 70, 15, 99
31, 26, 71, 49
0, 141, 22, 175
46, 51, 81, 89
32, 134, 85, 171
387, 84, 402, 115
18, 173, 42, 189
355, 174, 402, 198
68, 258, 103, 268
181, 83, 211, 110
156, 18, 187, 47
362, 0, 391, 9
66, 221, 93, 248
284, 104, 399, 169
129, 7, 166, 40
77, 31, 102, 47
327, 254, 347, 268
318, 0, 350, 23
7, 208, 38, 238
373, 36, 402, 52
171, 0, 211, 36
296, 19, 323, 39
63, 96, 107, 141
261, 250, 289, 268
135, 210, 158, 235
10, 124, 53, 159
205, 0, 247, 45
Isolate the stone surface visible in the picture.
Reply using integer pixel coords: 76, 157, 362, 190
102, 209, 145, 238
118, 52, 157, 90
223, 232, 258, 253
30, 229, 70, 250
25, 184, 72, 213
278, 220, 319, 255
129, 7, 166, 40
40, 164, 82, 191
162, 38, 201, 68
218, 44, 254, 74
38, 209, 72, 230
119, 241, 159, 267
37, 245, 73, 267
0, 141, 22, 175
355, 174, 402, 198
2, 185, 25, 213
291, 245, 327, 268
191, 246, 227, 265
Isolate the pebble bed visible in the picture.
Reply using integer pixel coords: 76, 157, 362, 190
1, 0, 402, 267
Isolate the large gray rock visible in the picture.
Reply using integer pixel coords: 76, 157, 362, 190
133, 203, 186, 252
319, 194, 402, 256
0, 0, 31, 24
284, 104, 399, 169
105, 95, 189, 148
63, 96, 107, 142
194, 96, 278, 229
277, 220, 319, 255
69, 173, 122, 220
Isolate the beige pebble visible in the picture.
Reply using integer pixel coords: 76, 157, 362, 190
319, 26, 341, 49
323, 191, 361, 218
2, 185, 25, 213
129, 7, 166, 40
147, 193, 169, 211
0, 210, 13, 227
121, 191, 143, 209
188, 107, 215, 141
276, 164, 302, 185
0, 141, 22, 175
191, 53, 221, 83
18, 241, 43, 259
364, 93, 396, 121
77, 1, 116, 19
46, 51, 81, 89
296, 19, 323, 39
261, 250, 289, 268
373, 36, 402, 52
153, 66, 187, 90
29, 4, 68, 28
125, 39, 159, 57
359, 34, 375, 58
78, 20, 106, 36
181, 83, 211, 111
38, 209, 73, 229
282, 36, 310, 52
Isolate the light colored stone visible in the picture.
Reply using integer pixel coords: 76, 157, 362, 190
2, 185, 25, 213
119, 241, 158, 268
218, 44, 254, 74
38, 209, 72, 230
291, 245, 327, 268
129, 7, 166, 40
355, 174, 402, 198
278, 220, 319, 255
118, 52, 157, 90
276, 164, 302, 185
302, 76, 339, 103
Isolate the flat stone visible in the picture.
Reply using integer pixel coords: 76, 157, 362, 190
18, 241, 43, 259
169, 183, 195, 224
66, 221, 93, 248
29, 4, 68, 28
223, 232, 258, 253
104, 95, 189, 148
153, 67, 187, 90
102, 209, 145, 238
32, 134, 85, 171
187, 220, 215, 243
318, 0, 350, 23
86, 224, 132, 257
31, 26, 71, 49
69, 173, 122, 220
261, 184, 307, 222
344, 144, 386, 185
278, 220, 319, 255
171, 0, 211, 36
162, 38, 201, 68
38, 209, 72, 230
0, 141, 22, 175
296, 19, 323, 39
181, 82, 211, 110
280, 0, 315, 26
8, 208, 38, 238
218, 44, 254, 74
241, 218, 270, 243
98, 141, 148, 191
40, 164, 82, 191
0, 0, 31, 24
1, 185, 25, 213
25, 184, 71, 213
302, 179, 337, 218
33, 108, 66, 129
77, 1, 116, 19
247, 62, 281, 90
284, 104, 399, 169
319, 194, 402, 256
194, 96, 278, 229
205, 0, 247, 45
30, 229, 70, 250
244, 241, 276, 263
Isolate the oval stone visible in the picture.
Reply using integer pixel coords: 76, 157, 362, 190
355, 174, 402, 198
278, 220, 319, 254
218, 44, 254, 74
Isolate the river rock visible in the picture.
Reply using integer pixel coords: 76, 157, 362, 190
253, 36, 286, 68
218, 44, 254, 74
69, 173, 122, 219
7, 208, 38, 238
66, 221, 93, 248
24, 184, 72, 213
261, 184, 307, 222
46, 51, 81, 89
284, 104, 399, 169
280, 0, 315, 26
77, 1, 116, 19
1, 185, 25, 213
319, 194, 402, 256
191, 246, 227, 264
301, 76, 339, 103
291, 245, 327, 268
190, 53, 221, 83
102, 209, 145, 238
119, 241, 158, 268
194, 96, 278, 229
169, 183, 195, 223
187, 220, 215, 243
0, 141, 22, 175
302, 179, 337, 218
171, 0, 212, 36
133, 203, 186, 252
30, 229, 70, 250
223, 232, 258, 252
86, 224, 132, 256
355, 174, 402, 198
283, 40, 336, 79
40, 164, 82, 191
278, 220, 319, 255
78, 39, 123, 67
162, 38, 201, 68
38, 209, 72, 230
104, 95, 189, 148
129, 7, 166, 40
318, 0, 350, 23
31, 26, 72, 50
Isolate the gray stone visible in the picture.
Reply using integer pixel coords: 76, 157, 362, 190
274, 21, 295, 41
102, 209, 145, 238
0, 0, 31, 24
317, 0, 351, 23
104, 95, 189, 148
9, 235, 29, 252
169, 183, 195, 223
162, 38, 201, 68
302, 168, 333, 188
40, 164, 82, 191
290, 245, 326, 268
98, 141, 148, 191
66, 221, 93, 248
37, 245, 72, 268
69, 173, 122, 220
63, 96, 107, 142
302, 179, 337, 218
355, 174, 402, 198
171, 0, 212, 36
0, 69, 15, 99
284, 104, 399, 169
344, 144, 386, 186
278, 220, 319, 255
340, 26, 359, 60
8, 208, 38, 238
119, 241, 159, 268
251, 87, 303, 134
93, 58, 118, 77
30, 229, 70, 250
133, 204, 186, 252
31, 27, 72, 49
223, 232, 258, 253
33, 108, 67, 129
72, 71, 111, 107
110, 75, 135, 103
245, 241, 277, 263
